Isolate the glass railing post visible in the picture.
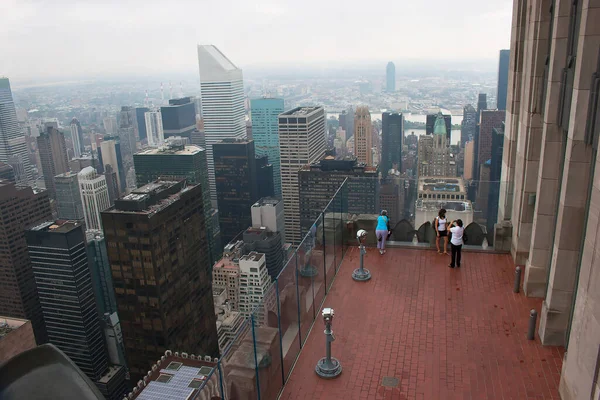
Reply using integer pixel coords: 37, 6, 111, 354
275, 279, 285, 386
294, 253, 302, 348
217, 361, 225, 398
250, 313, 261, 400
321, 212, 327, 293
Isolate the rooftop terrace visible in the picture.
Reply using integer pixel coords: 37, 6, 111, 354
280, 248, 563, 400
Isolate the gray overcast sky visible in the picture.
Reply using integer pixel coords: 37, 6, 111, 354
1, 0, 512, 81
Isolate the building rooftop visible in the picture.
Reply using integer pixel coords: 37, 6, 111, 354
107, 180, 193, 216
252, 197, 281, 208
0, 317, 28, 338
416, 199, 472, 212
129, 351, 217, 400
135, 145, 202, 156
280, 106, 322, 117
280, 248, 564, 399
239, 251, 264, 263
29, 220, 81, 234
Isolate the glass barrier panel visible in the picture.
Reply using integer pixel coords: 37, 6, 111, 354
251, 303, 282, 400
324, 193, 340, 293
295, 237, 315, 348
275, 256, 301, 380
311, 213, 326, 313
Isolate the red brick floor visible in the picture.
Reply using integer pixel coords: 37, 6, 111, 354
279, 247, 564, 400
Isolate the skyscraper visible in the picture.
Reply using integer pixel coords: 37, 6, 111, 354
497, 50, 510, 110
160, 97, 197, 140
103, 116, 118, 135
255, 154, 275, 199
54, 171, 84, 220
103, 164, 119, 206
26, 221, 109, 381
70, 117, 84, 158
133, 143, 219, 265
250, 97, 285, 198
477, 93, 488, 120
26, 221, 127, 400
117, 106, 137, 189
381, 112, 404, 178
476, 110, 505, 177
418, 112, 455, 177
0, 77, 33, 184
144, 109, 164, 147
101, 180, 219, 379
100, 138, 125, 192
461, 104, 477, 148
426, 113, 452, 143
298, 157, 379, 235
386, 62, 396, 92
353, 106, 373, 166
0, 181, 52, 344
37, 124, 69, 199
0, 161, 15, 182
213, 139, 259, 245
197, 45, 246, 205
78, 167, 111, 231
134, 107, 149, 141
278, 107, 327, 243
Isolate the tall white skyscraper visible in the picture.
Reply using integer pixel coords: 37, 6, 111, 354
78, 167, 111, 231
70, 118, 84, 159
144, 109, 164, 147
100, 140, 122, 190
278, 107, 327, 244
197, 45, 246, 206
0, 77, 33, 184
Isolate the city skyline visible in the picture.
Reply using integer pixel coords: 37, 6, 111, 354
2, 0, 512, 81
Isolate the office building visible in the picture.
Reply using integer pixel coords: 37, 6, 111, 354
0, 78, 33, 184
213, 286, 245, 352
0, 181, 52, 344
475, 110, 506, 179
99, 138, 125, 192
255, 154, 275, 199
353, 106, 373, 166
160, 97, 196, 139
78, 167, 111, 231
0, 317, 36, 364
338, 107, 354, 141
101, 180, 219, 379
298, 156, 379, 236
212, 247, 242, 311
70, 117, 84, 158
279, 106, 327, 243
463, 140, 475, 180
135, 107, 149, 141
381, 112, 404, 178
197, 45, 246, 205
386, 62, 396, 92
213, 139, 259, 245
37, 124, 69, 199
426, 113, 452, 143
69, 155, 94, 173
117, 106, 137, 189
0, 161, 15, 182
26, 221, 108, 381
242, 227, 285, 281
103, 116, 118, 135
477, 93, 488, 120
144, 108, 164, 147
250, 97, 285, 197
497, 50, 510, 110
86, 231, 118, 316
461, 104, 477, 149
418, 113, 455, 177
134, 143, 218, 265
54, 171, 84, 220
238, 252, 275, 325
104, 164, 119, 206
251, 197, 285, 242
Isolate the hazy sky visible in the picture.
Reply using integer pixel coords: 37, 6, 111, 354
1, 0, 512, 81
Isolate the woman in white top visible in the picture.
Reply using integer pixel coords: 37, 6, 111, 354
448, 219, 464, 268
435, 208, 449, 255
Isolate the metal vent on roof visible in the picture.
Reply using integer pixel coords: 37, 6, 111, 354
198, 366, 213, 376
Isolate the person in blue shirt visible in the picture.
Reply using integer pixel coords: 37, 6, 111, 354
376, 210, 390, 255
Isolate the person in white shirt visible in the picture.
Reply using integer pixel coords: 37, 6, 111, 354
448, 219, 464, 268
435, 208, 449, 255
